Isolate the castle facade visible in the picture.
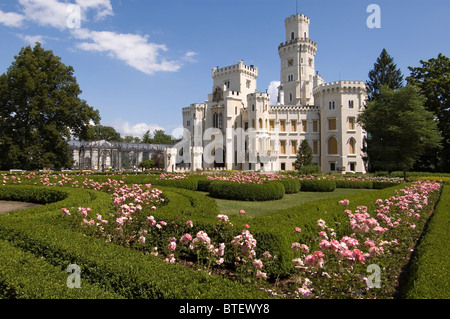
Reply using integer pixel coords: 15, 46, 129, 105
165, 13, 367, 174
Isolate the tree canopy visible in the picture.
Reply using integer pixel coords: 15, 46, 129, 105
85, 125, 122, 142
367, 48, 404, 100
358, 85, 442, 178
0, 43, 100, 170
407, 53, 450, 172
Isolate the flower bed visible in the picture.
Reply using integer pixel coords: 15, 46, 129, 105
0, 172, 444, 299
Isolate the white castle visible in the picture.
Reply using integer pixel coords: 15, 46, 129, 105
164, 13, 367, 174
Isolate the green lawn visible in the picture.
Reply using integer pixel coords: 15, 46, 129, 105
207, 188, 376, 218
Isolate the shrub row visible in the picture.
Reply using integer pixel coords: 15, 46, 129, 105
299, 179, 336, 192
0, 185, 268, 299
209, 181, 285, 201
401, 185, 450, 299
278, 178, 301, 194
0, 185, 68, 204
0, 239, 123, 299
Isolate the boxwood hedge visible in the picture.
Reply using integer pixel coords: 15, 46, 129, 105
0, 185, 268, 299
209, 181, 285, 201
299, 179, 336, 192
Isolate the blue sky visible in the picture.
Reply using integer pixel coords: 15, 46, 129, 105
0, 0, 449, 138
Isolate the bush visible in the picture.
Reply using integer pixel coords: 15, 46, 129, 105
299, 179, 336, 192
372, 181, 401, 189
297, 164, 322, 175
197, 180, 213, 192
0, 186, 268, 299
209, 181, 285, 201
279, 178, 301, 194
335, 180, 373, 189
401, 185, 450, 299
0, 185, 68, 204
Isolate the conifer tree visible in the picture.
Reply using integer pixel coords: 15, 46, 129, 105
295, 140, 313, 170
367, 48, 404, 100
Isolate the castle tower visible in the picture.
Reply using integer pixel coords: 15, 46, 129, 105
278, 14, 317, 106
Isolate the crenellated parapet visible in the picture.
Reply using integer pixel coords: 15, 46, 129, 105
212, 60, 258, 78
313, 80, 367, 97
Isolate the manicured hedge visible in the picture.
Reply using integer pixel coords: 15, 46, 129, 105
299, 179, 336, 192
278, 178, 301, 194
401, 185, 450, 299
372, 181, 401, 189
334, 180, 373, 189
0, 185, 68, 204
0, 239, 123, 299
209, 181, 285, 201
0, 185, 268, 299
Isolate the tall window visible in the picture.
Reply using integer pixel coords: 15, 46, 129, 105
291, 140, 297, 154
302, 120, 307, 132
328, 118, 337, 130
313, 120, 318, 132
280, 120, 286, 132
289, 93, 293, 102
328, 136, 338, 155
291, 120, 297, 132
349, 138, 356, 155
269, 120, 275, 131
259, 118, 263, 129
348, 117, 355, 130
313, 140, 319, 155
218, 113, 223, 129
213, 113, 218, 128
280, 140, 286, 155
349, 100, 354, 108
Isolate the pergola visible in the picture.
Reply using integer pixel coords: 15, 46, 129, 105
68, 140, 169, 171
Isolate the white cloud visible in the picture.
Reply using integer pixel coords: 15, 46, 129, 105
183, 51, 198, 63
72, 28, 182, 74
17, 33, 46, 45
0, 10, 25, 27
17, 0, 113, 29
75, 0, 113, 20
2, 1, 184, 75
110, 119, 165, 138
267, 81, 281, 105
18, 0, 73, 29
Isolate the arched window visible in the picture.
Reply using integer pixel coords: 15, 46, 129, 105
349, 138, 356, 155
289, 93, 293, 102
213, 113, 218, 128
328, 136, 338, 155
218, 113, 223, 129
259, 118, 263, 129
291, 32, 295, 40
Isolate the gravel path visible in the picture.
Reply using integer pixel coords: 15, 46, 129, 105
0, 200, 42, 214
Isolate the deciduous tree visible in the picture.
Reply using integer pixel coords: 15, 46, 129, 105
0, 43, 100, 170
358, 85, 442, 180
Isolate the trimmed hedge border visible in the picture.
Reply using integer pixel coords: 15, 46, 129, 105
209, 181, 285, 201
0, 185, 268, 299
279, 178, 301, 194
299, 179, 336, 192
401, 185, 450, 299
